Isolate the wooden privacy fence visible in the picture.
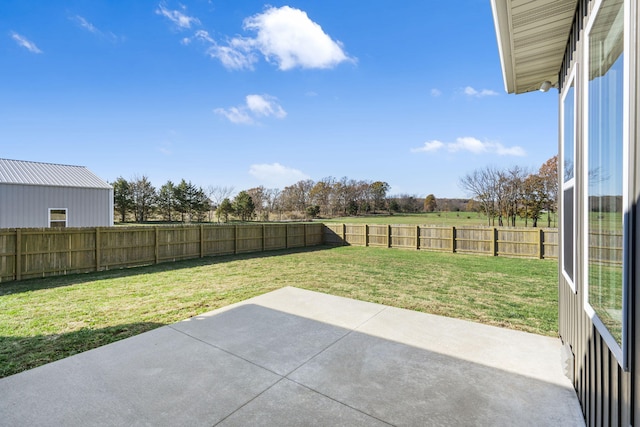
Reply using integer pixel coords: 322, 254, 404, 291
323, 224, 559, 260
0, 223, 323, 283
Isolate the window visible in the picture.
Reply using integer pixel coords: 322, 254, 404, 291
561, 69, 576, 291
584, 0, 629, 367
49, 209, 67, 228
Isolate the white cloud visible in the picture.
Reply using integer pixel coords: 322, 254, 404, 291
70, 15, 120, 42
215, 94, 287, 125
193, 29, 214, 44
463, 86, 498, 97
10, 32, 42, 53
448, 136, 488, 154
180, 6, 353, 71
213, 106, 254, 125
208, 42, 257, 70
246, 94, 287, 118
411, 140, 444, 153
249, 163, 310, 187
411, 137, 525, 157
430, 88, 442, 97
156, 3, 200, 29
72, 15, 98, 33
183, 30, 257, 70
242, 6, 353, 70
495, 144, 526, 156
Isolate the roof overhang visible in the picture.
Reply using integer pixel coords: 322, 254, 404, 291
491, 0, 578, 94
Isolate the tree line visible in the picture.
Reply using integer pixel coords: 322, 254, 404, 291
111, 176, 418, 223
111, 155, 558, 226
459, 156, 558, 227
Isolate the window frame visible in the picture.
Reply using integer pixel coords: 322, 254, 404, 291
582, 0, 631, 369
561, 65, 578, 293
49, 208, 68, 228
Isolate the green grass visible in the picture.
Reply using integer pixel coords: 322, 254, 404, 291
320, 212, 558, 227
0, 245, 558, 378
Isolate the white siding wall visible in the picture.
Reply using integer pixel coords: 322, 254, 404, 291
0, 184, 113, 228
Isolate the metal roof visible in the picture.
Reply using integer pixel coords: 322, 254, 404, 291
491, 0, 578, 94
0, 159, 112, 189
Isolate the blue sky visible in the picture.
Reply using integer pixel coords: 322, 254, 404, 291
1, 1, 558, 198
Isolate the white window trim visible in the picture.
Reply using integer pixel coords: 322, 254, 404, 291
582, 0, 631, 370
49, 208, 68, 228
561, 65, 578, 293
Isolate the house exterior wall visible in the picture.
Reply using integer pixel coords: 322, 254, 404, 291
0, 183, 114, 228
557, 0, 638, 425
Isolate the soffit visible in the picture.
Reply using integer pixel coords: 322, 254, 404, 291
492, 0, 578, 94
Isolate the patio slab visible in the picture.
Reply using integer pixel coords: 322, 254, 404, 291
0, 286, 584, 426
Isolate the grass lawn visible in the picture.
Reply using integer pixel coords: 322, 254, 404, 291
319, 212, 558, 227
0, 245, 558, 378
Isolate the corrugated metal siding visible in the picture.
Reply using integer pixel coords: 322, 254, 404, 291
557, 1, 634, 425
0, 184, 113, 228
0, 159, 111, 189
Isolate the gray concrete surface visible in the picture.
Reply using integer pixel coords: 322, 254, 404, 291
0, 286, 585, 426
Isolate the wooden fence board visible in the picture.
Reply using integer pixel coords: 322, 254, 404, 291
286, 224, 306, 248
305, 224, 324, 246
324, 224, 558, 260
203, 225, 236, 256
264, 224, 287, 251
0, 223, 322, 283
419, 226, 454, 252
391, 225, 418, 250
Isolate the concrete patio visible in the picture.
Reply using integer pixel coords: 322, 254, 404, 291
0, 286, 584, 426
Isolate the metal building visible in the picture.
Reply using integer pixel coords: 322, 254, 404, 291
492, 0, 638, 425
0, 158, 113, 229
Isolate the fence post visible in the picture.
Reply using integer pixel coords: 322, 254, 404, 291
95, 228, 101, 271
304, 224, 308, 247
15, 229, 21, 281
342, 224, 346, 245
416, 225, 420, 250
364, 224, 369, 247
387, 225, 392, 248
451, 226, 456, 253
200, 224, 205, 258
491, 228, 498, 256
538, 229, 544, 259
154, 227, 159, 264
234, 224, 238, 254
285, 224, 289, 248
262, 224, 266, 252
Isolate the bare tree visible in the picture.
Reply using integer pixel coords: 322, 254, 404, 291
522, 173, 546, 227
459, 167, 499, 226
538, 155, 558, 227
207, 186, 235, 208
207, 186, 234, 222
504, 166, 529, 227
309, 177, 336, 217
266, 188, 282, 220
